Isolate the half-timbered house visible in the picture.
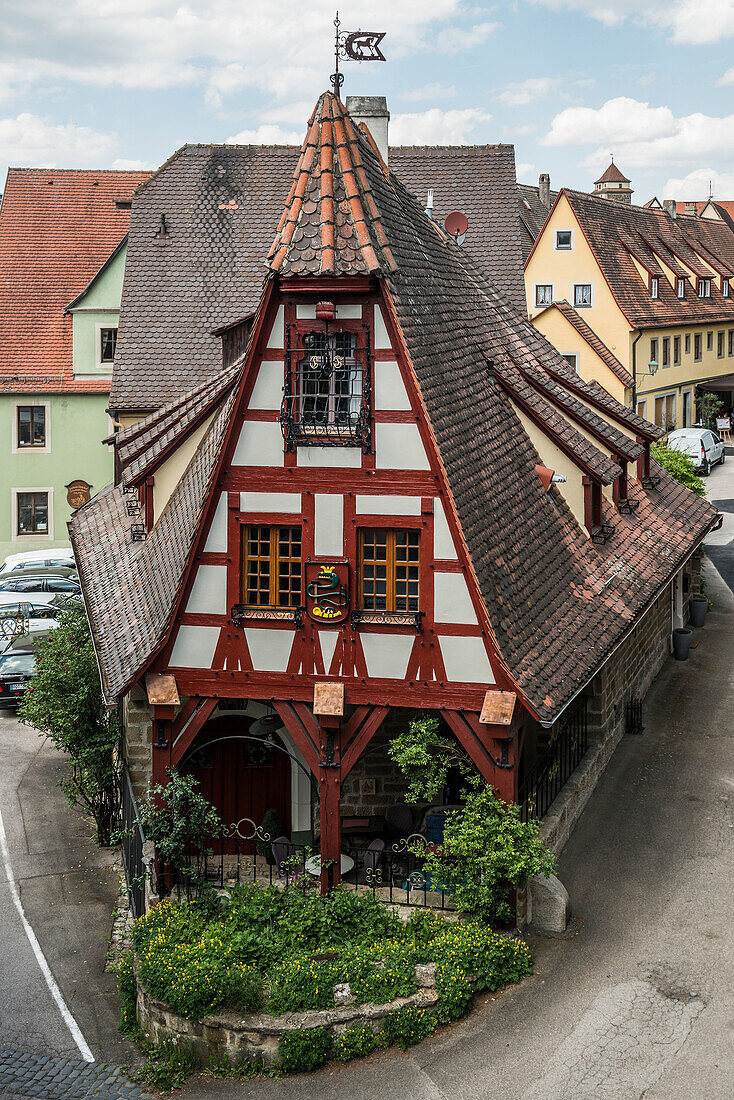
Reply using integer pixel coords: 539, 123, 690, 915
71, 93, 717, 891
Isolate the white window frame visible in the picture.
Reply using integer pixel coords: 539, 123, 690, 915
677, 278, 686, 299
11, 487, 54, 542
95, 322, 118, 371
533, 283, 555, 308
554, 228, 574, 251
562, 353, 579, 372
636, 398, 647, 419
11, 400, 51, 455
723, 277, 730, 298
571, 281, 594, 309
650, 276, 659, 299
698, 277, 711, 299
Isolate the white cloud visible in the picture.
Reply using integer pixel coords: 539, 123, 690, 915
0, 1, 490, 110
718, 67, 734, 85
498, 77, 558, 107
225, 124, 304, 145
436, 20, 498, 51
112, 158, 156, 170
505, 123, 537, 136
543, 96, 734, 171
663, 167, 734, 200
516, 162, 536, 182
402, 82, 457, 102
527, 0, 734, 44
390, 107, 492, 144
0, 112, 116, 167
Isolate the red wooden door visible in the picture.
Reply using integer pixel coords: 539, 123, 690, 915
181, 714, 292, 844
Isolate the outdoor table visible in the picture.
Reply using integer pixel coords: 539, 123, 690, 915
305, 853, 355, 877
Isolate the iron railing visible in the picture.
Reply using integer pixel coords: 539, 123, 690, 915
518, 697, 589, 822
121, 766, 147, 918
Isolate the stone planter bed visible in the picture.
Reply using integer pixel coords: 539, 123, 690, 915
135, 963, 449, 1067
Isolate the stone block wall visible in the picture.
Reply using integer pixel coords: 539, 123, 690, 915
340, 710, 422, 820
123, 684, 153, 800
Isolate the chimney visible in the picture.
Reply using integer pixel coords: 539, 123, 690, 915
538, 172, 551, 209
346, 95, 390, 166
684, 202, 698, 217
663, 199, 677, 219
425, 188, 434, 220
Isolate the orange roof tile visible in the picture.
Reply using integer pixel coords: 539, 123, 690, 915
0, 168, 150, 393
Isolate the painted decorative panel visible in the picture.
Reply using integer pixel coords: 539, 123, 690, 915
438, 636, 495, 684
360, 632, 414, 679
186, 564, 227, 615
169, 625, 220, 669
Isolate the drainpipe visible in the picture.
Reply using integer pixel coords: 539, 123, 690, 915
631, 328, 643, 410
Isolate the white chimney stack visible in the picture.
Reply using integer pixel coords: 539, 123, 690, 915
346, 95, 390, 167
425, 188, 434, 219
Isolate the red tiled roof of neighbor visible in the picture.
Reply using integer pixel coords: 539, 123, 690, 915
674, 200, 734, 217
0, 168, 150, 393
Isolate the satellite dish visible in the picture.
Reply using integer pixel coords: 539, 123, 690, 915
444, 210, 469, 245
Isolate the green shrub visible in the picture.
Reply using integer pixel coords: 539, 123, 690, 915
651, 445, 706, 496
380, 1007, 436, 1049
118, 950, 138, 1036
332, 1023, 378, 1062
278, 1027, 332, 1074
135, 1039, 198, 1090
434, 961, 473, 1023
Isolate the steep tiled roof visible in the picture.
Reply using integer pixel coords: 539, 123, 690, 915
80, 92, 716, 722
596, 161, 630, 184
518, 182, 557, 260
563, 190, 734, 328
111, 139, 528, 413
0, 168, 149, 393
536, 301, 633, 387
268, 94, 397, 278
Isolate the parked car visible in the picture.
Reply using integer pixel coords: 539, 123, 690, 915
48, 592, 84, 611
0, 548, 74, 575
667, 428, 725, 476
0, 603, 60, 651
0, 576, 81, 600
0, 651, 36, 707
0, 565, 78, 582
2, 628, 56, 655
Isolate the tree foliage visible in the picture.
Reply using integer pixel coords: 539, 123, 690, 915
18, 603, 121, 845
137, 769, 222, 883
390, 714, 556, 923
695, 390, 724, 427
651, 445, 706, 497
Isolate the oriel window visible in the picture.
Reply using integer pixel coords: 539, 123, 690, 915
100, 327, 117, 364
17, 406, 45, 447
358, 528, 420, 613
241, 526, 301, 608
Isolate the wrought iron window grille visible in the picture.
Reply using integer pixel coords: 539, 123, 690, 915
519, 697, 589, 822
281, 322, 372, 452
617, 498, 640, 515
351, 608, 424, 631
231, 603, 303, 629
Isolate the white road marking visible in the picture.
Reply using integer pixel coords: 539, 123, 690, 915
0, 801, 95, 1062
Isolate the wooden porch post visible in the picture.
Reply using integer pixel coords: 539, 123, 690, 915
441, 709, 517, 804
317, 715, 342, 894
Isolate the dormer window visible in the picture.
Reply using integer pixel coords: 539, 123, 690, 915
723, 277, 730, 298
650, 276, 659, 299
281, 319, 371, 451
677, 278, 686, 299
698, 277, 712, 299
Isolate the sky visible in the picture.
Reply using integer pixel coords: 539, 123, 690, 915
1, 0, 734, 202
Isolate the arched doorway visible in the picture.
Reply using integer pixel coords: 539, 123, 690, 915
180, 714, 292, 838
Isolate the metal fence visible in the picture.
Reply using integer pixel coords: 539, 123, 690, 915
518, 697, 589, 822
121, 766, 147, 918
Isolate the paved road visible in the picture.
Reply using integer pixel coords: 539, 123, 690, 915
703, 450, 734, 593
186, 486, 734, 1097
0, 711, 144, 1097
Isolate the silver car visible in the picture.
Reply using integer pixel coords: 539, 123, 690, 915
667, 428, 725, 476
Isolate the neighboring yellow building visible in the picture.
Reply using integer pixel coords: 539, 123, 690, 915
525, 181, 734, 429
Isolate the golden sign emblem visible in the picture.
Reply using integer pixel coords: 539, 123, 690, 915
66, 480, 91, 509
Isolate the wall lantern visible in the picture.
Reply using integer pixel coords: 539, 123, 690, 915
648, 359, 659, 376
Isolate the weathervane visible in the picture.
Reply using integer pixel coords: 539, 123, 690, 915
330, 11, 386, 96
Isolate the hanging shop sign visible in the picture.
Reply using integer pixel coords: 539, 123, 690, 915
66, 479, 92, 508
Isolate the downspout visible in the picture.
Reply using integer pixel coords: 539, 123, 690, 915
631, 328, 642, 410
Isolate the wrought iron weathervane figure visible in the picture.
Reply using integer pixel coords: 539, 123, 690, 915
330, 11, 386, 95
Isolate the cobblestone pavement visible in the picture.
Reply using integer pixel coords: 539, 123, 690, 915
521, 981, 705, 1099
0, 1051, 149, 1099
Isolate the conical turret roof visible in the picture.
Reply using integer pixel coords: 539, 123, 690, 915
267, 92, 397, 278
596, 160, 630, 185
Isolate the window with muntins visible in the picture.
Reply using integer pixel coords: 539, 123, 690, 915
677, 278, 686, 299
100, 327, 117, 363
698, 278, 711, 298
358, 528, 420, 613
17, 406, 45, 447
573, 283, 592, 308
241, 526, 301, 608
535, 284, 553, 307
650, 277, 659, 299
723, 277, 730, 298
17, 492, 48, 535
282, 322, 371, 451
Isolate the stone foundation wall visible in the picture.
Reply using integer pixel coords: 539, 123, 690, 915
340, 711, 422, 820
123, 684, 153, 800
540, 578, 675, 855
135, 972, 439, 1067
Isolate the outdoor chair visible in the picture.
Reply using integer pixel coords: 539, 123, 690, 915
384, 802, 413, 842
271, 836, 296, 878
343, 838, 385, 885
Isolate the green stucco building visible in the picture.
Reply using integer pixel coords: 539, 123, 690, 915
0, 168, 150, 562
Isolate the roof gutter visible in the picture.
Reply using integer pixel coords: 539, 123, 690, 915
631, 328, 643, 411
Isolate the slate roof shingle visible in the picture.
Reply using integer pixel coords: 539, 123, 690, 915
0, 168, 150, 394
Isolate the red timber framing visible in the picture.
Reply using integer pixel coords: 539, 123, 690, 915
137, 277, 533, 893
